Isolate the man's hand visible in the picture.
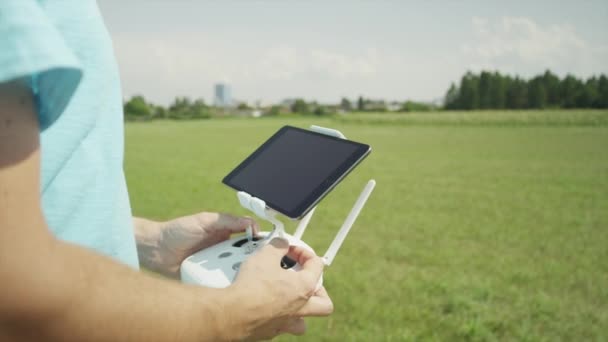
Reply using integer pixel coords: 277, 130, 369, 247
134, 215, 334, 340
134, 213, 259, 278
229, 238, 334, 340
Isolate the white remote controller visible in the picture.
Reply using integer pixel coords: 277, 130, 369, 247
181, 179, 375, 288
181, 125, 375, 289
180, 231, 316, 288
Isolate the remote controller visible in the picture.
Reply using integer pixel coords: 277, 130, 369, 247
181, 126, 375, 289
180, 231, 316, 288
181, 179, 375, 288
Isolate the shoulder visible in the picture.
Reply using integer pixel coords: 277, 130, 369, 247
0, 0, 83, 131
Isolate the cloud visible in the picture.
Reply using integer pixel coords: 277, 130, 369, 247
308, 49, 377, 78
460, 16, 608, 77
111, 33, 380, 104
109, 15, 607, 105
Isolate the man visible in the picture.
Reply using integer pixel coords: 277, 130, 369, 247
0, 1, 333, 341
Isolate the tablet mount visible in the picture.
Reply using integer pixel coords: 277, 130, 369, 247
180, 125, 376, 287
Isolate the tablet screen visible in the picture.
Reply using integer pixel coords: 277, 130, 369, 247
223, 126, 370, 219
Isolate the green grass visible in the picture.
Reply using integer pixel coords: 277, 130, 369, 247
337, 109, 608, 126
125, 110, 608, 341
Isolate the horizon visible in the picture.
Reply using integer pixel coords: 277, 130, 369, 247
98, 0, 608, 106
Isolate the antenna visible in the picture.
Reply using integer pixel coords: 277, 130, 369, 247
322, 179, 376, 266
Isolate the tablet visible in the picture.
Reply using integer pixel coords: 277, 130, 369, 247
222, 126, 371, 219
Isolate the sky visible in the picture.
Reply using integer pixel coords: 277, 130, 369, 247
97, 0, 608, 106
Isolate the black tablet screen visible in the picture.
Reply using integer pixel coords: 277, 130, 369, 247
223, 126, 370, 218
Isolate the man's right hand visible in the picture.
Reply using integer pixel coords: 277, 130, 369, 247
229, 238, 334, 341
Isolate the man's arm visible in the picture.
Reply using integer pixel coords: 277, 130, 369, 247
0, 81, 332, 341
0, 81, 237, 341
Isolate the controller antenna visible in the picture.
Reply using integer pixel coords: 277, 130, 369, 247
322, 179, 376, 266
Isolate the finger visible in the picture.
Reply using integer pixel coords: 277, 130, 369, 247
296, 287, 334, 317
286, 245, 318, 265
283, 318, 306, 336
211, 213, 255, 233
247, 217, 261, 235
286, 246, 324, 290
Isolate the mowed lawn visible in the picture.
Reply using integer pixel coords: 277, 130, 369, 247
125, 111, 608, 341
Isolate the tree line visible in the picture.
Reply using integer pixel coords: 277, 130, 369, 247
124, 96, 211, 120
124, 70, 608, 120
123, 95, 436, 120
444, 70, 608, 110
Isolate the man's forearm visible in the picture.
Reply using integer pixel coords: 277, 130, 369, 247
0, 230, 245, 342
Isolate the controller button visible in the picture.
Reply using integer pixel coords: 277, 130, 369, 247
232, 236, 262, 247
280, 256, 297, 269
232, 262, 242, 271
219, 252, 232, 258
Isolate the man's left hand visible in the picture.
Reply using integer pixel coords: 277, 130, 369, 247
134, 213, 259, 278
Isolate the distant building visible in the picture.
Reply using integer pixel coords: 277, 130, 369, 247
363, 99, 387, 111
280, 98, 297, 108
214, 83, 232, 107
387, 101, 401, 112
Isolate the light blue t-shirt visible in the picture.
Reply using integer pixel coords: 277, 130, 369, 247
0, 0, 139, 268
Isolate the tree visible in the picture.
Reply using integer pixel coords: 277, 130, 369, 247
267, 105, 282, 116
291, 99, 309, 114
169, 97, 191, 113
357, 96, 365, 111
576, 77, 599, 108
528, 76, 547, 109
506, 77, 528, 109
340, 98, 352, 111
167, 97, 210, 119
401, 101, 434, 112
124, 95, 151, 118
313, 106, 327, 116
237, 102, 251, 110
458, 72, 480, 110
190, 98, 210, 118
151, 105, 166, 119
489, 72, 506, 109
444, 83, 459, 109
478, 71, 492, 109
542, 70, 560, 107
598, 75, 608, 108
560, 75, 583, 108
444, 70, 608, 110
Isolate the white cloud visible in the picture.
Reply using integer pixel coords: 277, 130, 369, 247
109, 15, 607, 105
112, 33, 381, 104
460, 16, 608, 77
309, 49, 377, 78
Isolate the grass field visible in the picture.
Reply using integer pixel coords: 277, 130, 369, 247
125, 110, 608, 341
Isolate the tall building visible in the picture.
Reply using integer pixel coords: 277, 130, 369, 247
214, 83, 232, 107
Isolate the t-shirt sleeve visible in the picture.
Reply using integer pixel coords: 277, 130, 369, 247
0, 0, 83, 131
